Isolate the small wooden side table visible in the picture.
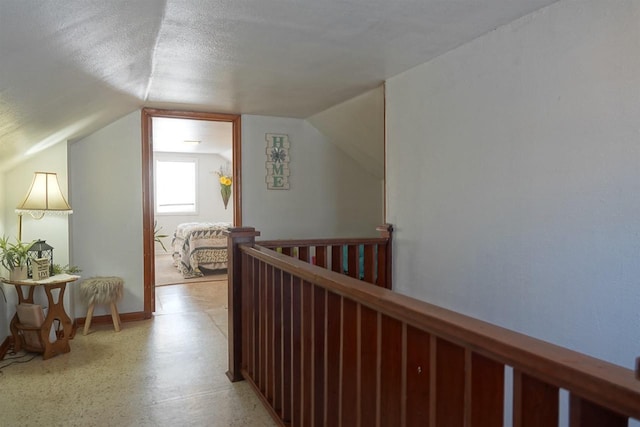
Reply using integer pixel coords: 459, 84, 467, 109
3, 274, 80, 360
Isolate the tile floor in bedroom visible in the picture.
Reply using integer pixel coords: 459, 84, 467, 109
0, 280, 276, 427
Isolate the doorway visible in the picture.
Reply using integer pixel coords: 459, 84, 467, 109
141, 109, 242, 316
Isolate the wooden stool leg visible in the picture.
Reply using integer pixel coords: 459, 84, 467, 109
110, 302, 121, 332
83, 303, 95, 335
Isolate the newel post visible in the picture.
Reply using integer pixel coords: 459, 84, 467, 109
224, 226, 261, 382
376, 223, 393, 289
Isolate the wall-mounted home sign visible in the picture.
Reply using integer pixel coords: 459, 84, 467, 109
265, 133, 290, 190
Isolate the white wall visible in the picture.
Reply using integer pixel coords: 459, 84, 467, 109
64, 109, 380, 319
1, 142, 70, 336
0, 172, 7, 339
153, 152, 233, 253
386, 0, 640, 369
69, 111, 143, 317
0, 173, 5, 237
242, 115, 383, 239
308, 86, 385, 180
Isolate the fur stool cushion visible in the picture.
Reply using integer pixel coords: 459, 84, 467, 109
80, 277, 124, 305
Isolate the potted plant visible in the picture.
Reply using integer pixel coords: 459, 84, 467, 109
154, 220, 169, 252
51, 263, 82, 275
0, 236, 34, 281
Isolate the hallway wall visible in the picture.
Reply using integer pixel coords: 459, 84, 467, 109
386, 0, 640, 368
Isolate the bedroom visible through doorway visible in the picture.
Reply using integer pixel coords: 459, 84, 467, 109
141, 109, 241, 316
152, 117, 233, 290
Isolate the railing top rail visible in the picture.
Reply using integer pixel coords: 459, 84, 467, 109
241, 243, 640, 419
257, 236, 389, 248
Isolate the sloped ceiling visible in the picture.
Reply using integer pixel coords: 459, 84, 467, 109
309, 87, 384, 180
0, 0, 558, 171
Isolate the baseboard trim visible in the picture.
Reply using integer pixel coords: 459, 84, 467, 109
75, 311, 149, 326
0, 336, 12, 360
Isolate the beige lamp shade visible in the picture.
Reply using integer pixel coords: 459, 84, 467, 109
15, 172, 73, 217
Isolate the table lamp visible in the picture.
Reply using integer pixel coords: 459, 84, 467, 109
15, 172, 73, 241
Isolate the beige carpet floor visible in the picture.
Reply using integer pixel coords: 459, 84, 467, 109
155, 253, 227, 286
0, 278, 275, 426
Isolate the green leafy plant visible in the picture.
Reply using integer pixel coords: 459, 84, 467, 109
0, 236, 34, 270
51, 263, 82, 275
154, 220, 169, 252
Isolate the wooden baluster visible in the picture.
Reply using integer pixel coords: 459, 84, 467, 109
258, 261, 267, 393
341, 298, 359, 426
376, 241, 388, 288
312, 286, 326, 427
380, 315, 403, 426
302, 281, 313, 426
470, 353, 504, 426
265, 264, 274, 403
360, 305, 378, 426
325, 292, 342, 427
331, 245, 343, 273
405, 326, 431, 427
513, 370, 558, 427
281, 272, 293, 424
363, 244, 375, 284
299, 246, 310, 263
347, 244, 358, 279
252, 259, 261, 382
272, 268, 283, 416
569, 394, 627, 427
291, 276, 303, 426
316, 245, 327, 268
435, 338, 465, 427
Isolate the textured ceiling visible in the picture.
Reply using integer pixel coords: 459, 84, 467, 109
0, 0, 557, 171
152, 117, 233, 159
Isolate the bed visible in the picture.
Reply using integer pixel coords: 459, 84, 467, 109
171, 222, 231, 278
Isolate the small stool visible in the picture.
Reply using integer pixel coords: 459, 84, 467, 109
80, 276, 124, 335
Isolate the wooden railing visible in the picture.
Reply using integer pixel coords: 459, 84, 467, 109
225, 227, 640, 427
258, 224, 393, 290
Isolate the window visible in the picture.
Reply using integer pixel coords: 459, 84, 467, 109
155, 159, 197, 214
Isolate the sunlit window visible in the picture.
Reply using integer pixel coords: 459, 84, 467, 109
155, 159, 197, 214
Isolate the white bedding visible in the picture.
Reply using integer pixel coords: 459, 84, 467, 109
171, 222, 231, 278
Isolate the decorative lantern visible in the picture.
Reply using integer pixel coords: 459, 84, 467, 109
27, 240, 54, 279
